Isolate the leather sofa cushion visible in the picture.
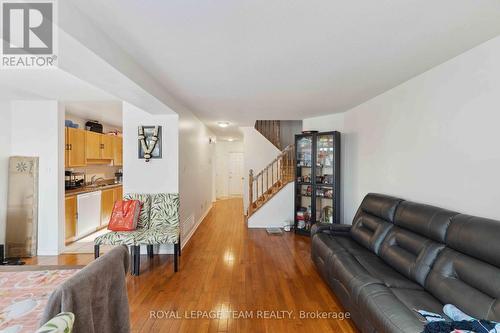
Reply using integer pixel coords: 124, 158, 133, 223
311, 233, 337, 279
390, 288, 445, 318
379, 226, 445, 286
329, 251, 384, 301
327, 236, 422, 297
351, 213, 394, 255
425, 247, 500, 321
357, 284, 429, 333
357, 193, 403, 222
352, 251, 422, 290
447, 214, 500, 268
350, 193, 403, 255
394, 201, 457, 243
333, 236, 422, 290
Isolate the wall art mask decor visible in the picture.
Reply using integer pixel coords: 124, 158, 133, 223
138, 126, 162, 162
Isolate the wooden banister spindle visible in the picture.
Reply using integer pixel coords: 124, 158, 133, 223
266, 166, 269, 192
248, 144, 295, 217
248, 169, 254, 215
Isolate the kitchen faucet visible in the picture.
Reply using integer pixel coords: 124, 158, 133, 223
90, 175, 105, 185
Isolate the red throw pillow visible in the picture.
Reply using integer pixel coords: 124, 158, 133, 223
108, 200, 142, 231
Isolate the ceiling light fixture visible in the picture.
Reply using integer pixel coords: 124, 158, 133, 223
217, 121, 230, 128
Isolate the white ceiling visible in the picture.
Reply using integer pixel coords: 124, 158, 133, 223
0, 69, 118, 102
0, 69, 123, 128
65, 101, 123, 128
68, 0, 500, 137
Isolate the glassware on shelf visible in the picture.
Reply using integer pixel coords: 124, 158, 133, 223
297, 136, 313, 167
319, 206, 334, 224
315, 134, 334, 184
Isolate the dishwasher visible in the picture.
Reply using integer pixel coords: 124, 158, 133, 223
77, 191, 102, 238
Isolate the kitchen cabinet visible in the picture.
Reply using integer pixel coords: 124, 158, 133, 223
101, 135, 115, 159
65, 196, 77, 244
65, 127, 122, 165
85, 131, 102, 160
65, 128, 68, 167
113, 136, 123, 166
101, 186, 123, 226
101, 188, 115, 227
85, 131, 116, 163
65, 185, 123, 245
66, 128, 86, 167
114, 185, 123, 201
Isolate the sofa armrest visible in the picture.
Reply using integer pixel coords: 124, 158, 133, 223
311, 223, 352, 237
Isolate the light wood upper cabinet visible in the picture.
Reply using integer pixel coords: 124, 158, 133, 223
65, 196, 77, 243
66, 128, 86, 167
101, 188, 115, 226
66, 128, 122, 164
101, 135, 115, 160
86, 131, 102, 160
65, 128, 69, 167
114, 136, 123, 166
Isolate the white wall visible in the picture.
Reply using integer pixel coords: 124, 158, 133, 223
122, 102, 179, 254
178, 112, 215, 244
241, 127, 281, 212
215, 140, 244, 199
304, 36, 500, 224
10, 101, 65, 255
247, 182, 294, 228
122, 102, 178, 194
123, 102, 216, 249
0, 103, 12, 245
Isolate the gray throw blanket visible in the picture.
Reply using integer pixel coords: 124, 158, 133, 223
40, 246, 131, 333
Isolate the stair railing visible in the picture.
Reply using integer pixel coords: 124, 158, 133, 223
255, 120, 282, 150
248, 144, 295, 217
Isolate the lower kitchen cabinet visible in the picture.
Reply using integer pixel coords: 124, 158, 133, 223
101, 188, 115, 227
114, 186, 123, 201
65, 196, 77, 244
65, 185, 123, 245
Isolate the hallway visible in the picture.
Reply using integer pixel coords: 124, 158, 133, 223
29, 198, 357, 332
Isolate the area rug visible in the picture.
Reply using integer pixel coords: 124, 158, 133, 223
0, 268, 81, 333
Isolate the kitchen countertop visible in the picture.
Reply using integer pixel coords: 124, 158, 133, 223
65, 183, 123, 197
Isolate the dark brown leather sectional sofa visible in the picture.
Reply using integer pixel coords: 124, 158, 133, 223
311, 193, 500, 333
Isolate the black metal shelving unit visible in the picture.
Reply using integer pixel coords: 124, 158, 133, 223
294, 131, 341, 235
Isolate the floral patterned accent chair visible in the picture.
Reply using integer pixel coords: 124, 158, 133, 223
36, 312, 75, 333
93, 193, 180, 275
93, 193, 151, 261
133, 193, 180, 274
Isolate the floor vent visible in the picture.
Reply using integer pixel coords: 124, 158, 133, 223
266, 228, 283, 235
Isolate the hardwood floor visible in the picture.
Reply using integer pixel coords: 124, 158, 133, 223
27, 198, 358, 333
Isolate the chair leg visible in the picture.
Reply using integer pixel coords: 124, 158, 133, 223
174, 243, 179, 272
134, 246, 141, 276
129, 246, 135, 275
178, 236, 181, 257
94, 245, 100, 259
147, 245, 154, 258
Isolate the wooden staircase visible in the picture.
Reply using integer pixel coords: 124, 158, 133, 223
247, 144, 295, 217
255, 120, 282, 150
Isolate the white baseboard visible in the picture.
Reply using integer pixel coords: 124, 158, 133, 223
181, 203, 213, 250
37, 249, 59, 256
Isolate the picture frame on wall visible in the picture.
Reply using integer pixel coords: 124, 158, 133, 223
138, 126, 162, 160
